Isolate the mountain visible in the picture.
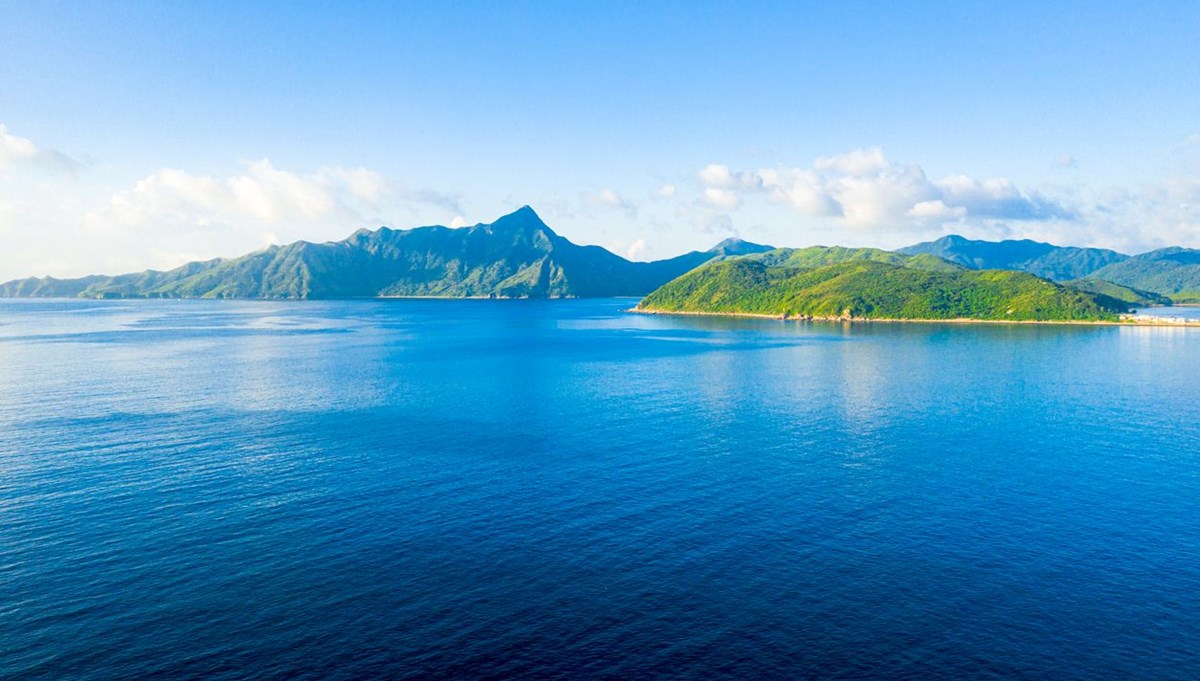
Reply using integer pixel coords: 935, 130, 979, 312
0, 207, 772, 300
704, 237, 776, 258
632, 237, 775, 285
1085, 248, 1200, 302
636, 258, 1128, 322
0, 274, 112, 298
739, 245, 961, 272
898, 235, 1128, 281
1062, 278, 1171, 306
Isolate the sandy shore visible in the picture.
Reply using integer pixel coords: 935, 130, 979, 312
630, 307, 1200, 328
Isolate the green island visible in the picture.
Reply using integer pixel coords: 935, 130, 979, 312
635, 257, 1131, 323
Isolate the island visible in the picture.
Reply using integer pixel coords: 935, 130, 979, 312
634, 256, 1133, 323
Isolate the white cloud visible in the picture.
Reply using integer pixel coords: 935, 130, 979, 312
0, 125, 40, 165
589, 188, 638, 217
324, 166, 389, 202
16, 159, 404, 278
0, 138, 476, 279
831, 161, 934, 227
596, 188, 623, 207
0, 124, 79, 174
698, 163, 736, 187
5, 120, 1200, 281
755, 167, 842, 217
908, 200, 967, 221
87, 159, 387, 234
702, 186, 741, 210
675, 202, 736, 235
752, 151, 937, 227
1066, 175, 1200, 252
698, 163, 758, 189
701, 148, 1074, 233
813, 147, 888, 176
1164, 175, 1200, 201
934, 175, 1072, 220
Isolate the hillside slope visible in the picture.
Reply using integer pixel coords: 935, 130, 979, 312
637, 259, 1128, 321
741, 246, 961, 272
898, 235, 1128, 281
1086, 248, 1200, 302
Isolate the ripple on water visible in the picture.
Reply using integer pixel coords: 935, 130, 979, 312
1, 298, 1199, 680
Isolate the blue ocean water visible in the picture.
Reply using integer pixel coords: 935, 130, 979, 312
1133, 305, 1200, 319
2, 298, 1199, 680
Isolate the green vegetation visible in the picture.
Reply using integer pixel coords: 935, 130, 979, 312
1087, 248, 1200, 303
737, 246, 958, 272
1063, 278, 1171, 306
898, 235, 1128, 280
0, 207, 772, 300
638, 259, 1129, 322
6, 210, 1189, 310
0, 274, 110, 298
740, 246, 912, 268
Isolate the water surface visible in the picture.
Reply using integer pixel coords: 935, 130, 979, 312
2, 299, 1199, 680
1133, 304, 1200, 319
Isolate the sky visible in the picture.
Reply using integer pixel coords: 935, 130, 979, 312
1, 1, 1198, 280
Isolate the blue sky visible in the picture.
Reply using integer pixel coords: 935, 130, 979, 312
1, 1, 1198, 279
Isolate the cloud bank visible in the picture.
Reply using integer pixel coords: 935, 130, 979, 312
2, 122, 1200, 280
0, 125, 468, 279
87, 160, 389, 232
697, 148, 1075, 230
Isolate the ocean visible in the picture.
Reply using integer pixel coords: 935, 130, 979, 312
2, 298, 1199, 679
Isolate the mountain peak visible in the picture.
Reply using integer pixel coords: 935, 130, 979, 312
937, 234, 969, 245
505, 204, 543, 223
489, 205, 552, 233
707, 237, 774, 256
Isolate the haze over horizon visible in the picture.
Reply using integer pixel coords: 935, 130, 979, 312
2, 1, 1198, 281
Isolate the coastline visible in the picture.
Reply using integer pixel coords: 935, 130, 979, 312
630, 307, 1200, 328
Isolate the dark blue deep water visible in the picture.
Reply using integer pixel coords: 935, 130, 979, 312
3, 299, 1200, 680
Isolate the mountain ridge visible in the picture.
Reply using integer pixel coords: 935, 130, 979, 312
0, 207, 774, 300
5, 216, 1196, 304
898, 234, 1128, 281
1086, 247, 1200, 302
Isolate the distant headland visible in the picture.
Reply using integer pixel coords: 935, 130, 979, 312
4, 206, 1200, 324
